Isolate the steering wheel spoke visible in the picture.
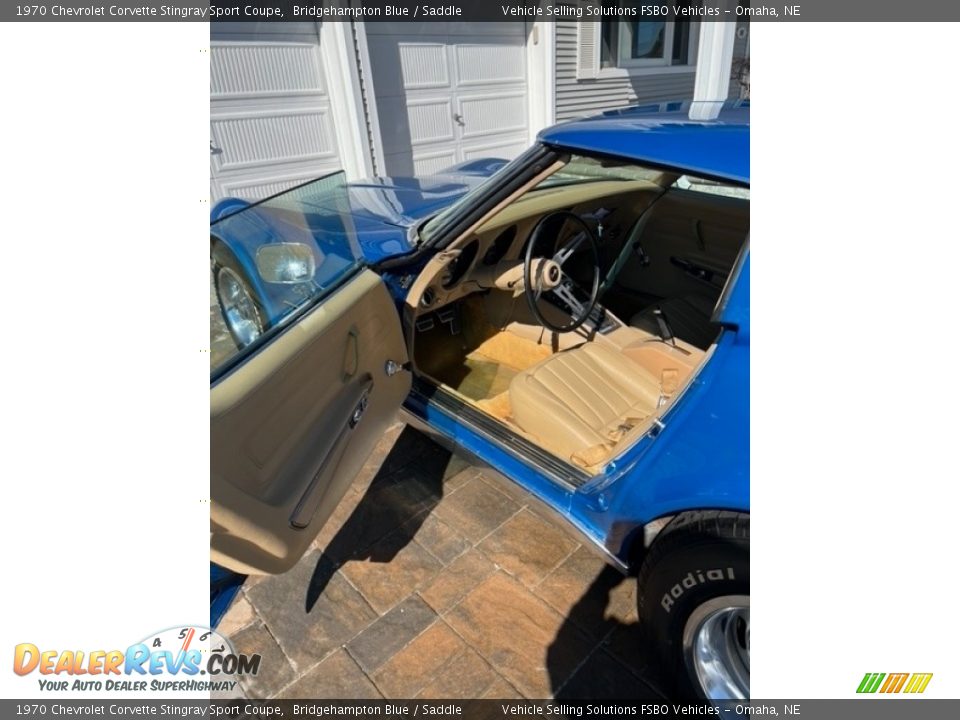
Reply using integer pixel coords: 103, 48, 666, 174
551, 277, 586, 317
553, 231, 586, 267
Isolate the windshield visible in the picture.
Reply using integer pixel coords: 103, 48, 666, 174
419, 147, 668, 245
419, 145, 545, 246
210, 172, 363, 373
533, 155, 663, 189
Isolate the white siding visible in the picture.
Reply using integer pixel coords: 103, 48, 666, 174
556, 14, 752, 121
555, 19, 697, 121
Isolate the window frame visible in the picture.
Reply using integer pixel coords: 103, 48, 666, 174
209, 171, 367, 380
598, 15, 700, 77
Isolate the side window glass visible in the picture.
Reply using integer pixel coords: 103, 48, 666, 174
674, 174, 750, 200
210, 172, 362, 374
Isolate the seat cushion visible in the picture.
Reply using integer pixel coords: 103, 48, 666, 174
509, 342, 662, 468
629, 295, 718, 349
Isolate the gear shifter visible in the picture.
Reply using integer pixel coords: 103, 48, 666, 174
652, 306, 676, 347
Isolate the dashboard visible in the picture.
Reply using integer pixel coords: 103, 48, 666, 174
416, 179, 661, 313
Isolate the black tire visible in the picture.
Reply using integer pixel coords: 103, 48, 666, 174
211, 242, 266, 350
637, 510, 749, 701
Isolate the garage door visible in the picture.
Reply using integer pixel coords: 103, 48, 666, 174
366, 23, 530, 177
210, 23, 344, 201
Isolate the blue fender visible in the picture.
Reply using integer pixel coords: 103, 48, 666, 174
209, 198, 314, 327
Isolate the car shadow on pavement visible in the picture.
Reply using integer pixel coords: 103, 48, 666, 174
305, 426, 453, 613
548, 566, 669, 700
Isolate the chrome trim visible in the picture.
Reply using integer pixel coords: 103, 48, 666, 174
216, 266, 263, 348
384, 359, 404, 377
683, 595, 750, 701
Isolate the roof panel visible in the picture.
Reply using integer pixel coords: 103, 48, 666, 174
538, 100, 749, 185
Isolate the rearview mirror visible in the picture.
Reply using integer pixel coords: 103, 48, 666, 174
255, 243, 317, 284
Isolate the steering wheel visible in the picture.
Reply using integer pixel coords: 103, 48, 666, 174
523, 210, 601, 333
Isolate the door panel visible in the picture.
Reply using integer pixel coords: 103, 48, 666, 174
619, 189, 749, 301
211, 269, 410, 574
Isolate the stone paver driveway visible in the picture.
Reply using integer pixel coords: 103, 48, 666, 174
218, 423, 668, 699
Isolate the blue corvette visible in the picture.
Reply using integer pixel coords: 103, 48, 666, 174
210, 100, 749, 700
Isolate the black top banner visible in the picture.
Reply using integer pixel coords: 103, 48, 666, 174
5, 0, 960, 22
2, 700, 960, 719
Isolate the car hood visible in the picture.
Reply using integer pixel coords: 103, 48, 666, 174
344, 167, 498, 263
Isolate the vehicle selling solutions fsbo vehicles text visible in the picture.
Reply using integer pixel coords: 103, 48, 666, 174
501, 4, 722, 17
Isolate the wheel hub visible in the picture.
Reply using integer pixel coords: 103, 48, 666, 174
683, 595, 750, 700
217, 266, 263, 348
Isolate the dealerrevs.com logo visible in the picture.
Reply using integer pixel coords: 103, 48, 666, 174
857, 672, 933, 694
13, 626, 260, 693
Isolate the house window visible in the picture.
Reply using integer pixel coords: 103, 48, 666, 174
600, 2, 698, 69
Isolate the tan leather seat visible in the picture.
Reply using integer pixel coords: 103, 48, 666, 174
509, 342, 662, 469
630, 295, 718, 350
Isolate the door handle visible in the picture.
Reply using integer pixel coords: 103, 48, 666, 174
670, 256, 722, 283
210, 141, 223, 156
453, 113, 465, 127
342, 327, 359, 380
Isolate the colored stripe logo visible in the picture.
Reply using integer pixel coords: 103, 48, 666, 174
857, 672, 933, 694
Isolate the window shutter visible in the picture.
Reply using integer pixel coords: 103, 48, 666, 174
577, 15, 601, 80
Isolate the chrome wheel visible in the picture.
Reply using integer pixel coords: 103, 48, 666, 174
216, 266, 263, 348
683, 595, 750, 700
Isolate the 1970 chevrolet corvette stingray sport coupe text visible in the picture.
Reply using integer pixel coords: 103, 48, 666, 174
209, 100, 749, 700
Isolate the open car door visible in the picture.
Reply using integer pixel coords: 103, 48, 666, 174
209, 174, 410, 575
